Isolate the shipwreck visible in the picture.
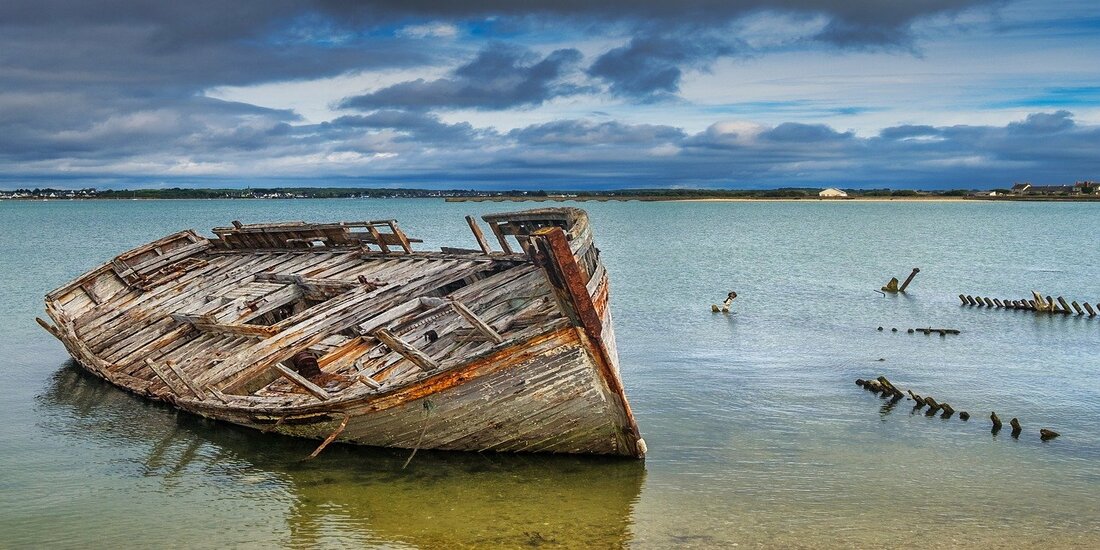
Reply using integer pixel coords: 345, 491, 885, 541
38, 208, 644, 458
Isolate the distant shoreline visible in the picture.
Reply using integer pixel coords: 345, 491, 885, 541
4, 188, 1099, 203
4, 195, 1100, 203
442, 195, 1100, 203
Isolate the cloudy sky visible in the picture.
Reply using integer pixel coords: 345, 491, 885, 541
2, 0, 1098, 190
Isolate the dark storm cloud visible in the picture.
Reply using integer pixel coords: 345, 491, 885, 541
761, 122, 854, 142
339, 46, 586, 111
0, 0, 1016, 185
1007, 110, 1076, 133
334, 1, 996, 44
588, 36, 737, 99
462, 111, 1100, 188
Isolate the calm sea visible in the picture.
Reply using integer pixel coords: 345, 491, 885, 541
1, 199, 1098, 548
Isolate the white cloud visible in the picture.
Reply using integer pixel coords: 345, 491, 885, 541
397, 22, 460, 39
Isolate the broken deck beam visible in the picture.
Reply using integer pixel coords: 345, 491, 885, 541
449, 299, 504, 344
273, 364, 331, 401
164, 361, 208, 400
170, 313, 280, 338
144, 358, 189, 397
465, 215, 493, 254
373, 328, 440, 371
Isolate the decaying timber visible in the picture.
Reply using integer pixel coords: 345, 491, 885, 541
40, 208, 645, 458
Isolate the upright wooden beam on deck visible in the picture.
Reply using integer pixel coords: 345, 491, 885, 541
486, 221, 514, 254
387, 221, 413, 253
373, 328, 439, 371
366, 225, 390, 253
465, 215, 493, 254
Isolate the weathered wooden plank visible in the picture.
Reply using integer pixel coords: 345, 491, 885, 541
373, 328, 439, 371
165, 361, 208, 400
486, 220, 514, 254
449, 299, 504, 344
465, 215, 493, 254
144, 359, 188, 397
211, 261, 490, 392
273, 364, 331, 401
171, 313, 280, 337
357, 373, 382, 389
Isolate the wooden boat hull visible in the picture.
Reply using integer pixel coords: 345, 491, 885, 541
41, 208, 644, 457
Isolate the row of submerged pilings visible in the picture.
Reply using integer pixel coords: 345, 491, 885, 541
960, 291, 1098, 316
856, 376, 1060, 441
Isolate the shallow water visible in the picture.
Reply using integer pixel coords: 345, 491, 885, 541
1, 199, 1098, 548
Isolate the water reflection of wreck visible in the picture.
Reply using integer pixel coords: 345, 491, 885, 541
40, 365, 646, 547
40, 208, 643, 457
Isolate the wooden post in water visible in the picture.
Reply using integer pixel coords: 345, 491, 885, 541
1057, 297, 1072, 315
993, 298, 1003, 308
898, 268, 920, 292
1032, 292, 1049, 313
983, 297, 995, 308
1084, 302, 1097, 317
959, 294, 968, 305
1071, 301, 1084, 315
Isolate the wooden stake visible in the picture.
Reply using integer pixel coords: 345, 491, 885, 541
1057, 297, 1072, 315
898, 268, 920, 292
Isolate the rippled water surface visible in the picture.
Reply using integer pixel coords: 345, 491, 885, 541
2, 199, 1098, 548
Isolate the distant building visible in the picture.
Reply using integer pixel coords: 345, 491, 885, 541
1029, 185, 1076, 195
818, 188, 848, 198
1010, 183, 1032, 194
